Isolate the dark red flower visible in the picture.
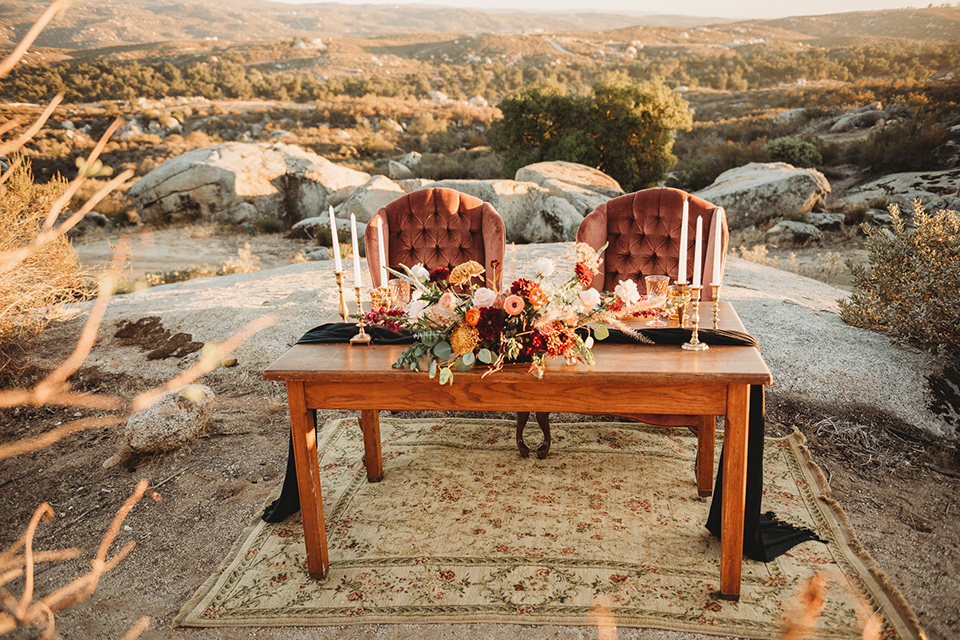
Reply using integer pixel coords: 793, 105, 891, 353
510, 278, 537, 297
476, 307, 507, 342
429, 266, 450, 283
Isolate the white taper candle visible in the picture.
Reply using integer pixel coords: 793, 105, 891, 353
350, 213, 361, 287
376, 217, 387, 286
693, 215, 703, 288
329, 206, 342, 273
678, 200, 689, 283
713, 208, 723, 285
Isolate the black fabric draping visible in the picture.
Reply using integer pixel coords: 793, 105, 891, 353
262, 323, 823, 561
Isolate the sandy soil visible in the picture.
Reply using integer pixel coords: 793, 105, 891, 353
1, 229, 957, 640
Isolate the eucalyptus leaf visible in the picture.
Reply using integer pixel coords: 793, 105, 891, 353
454, 357, 473, 372
439, 367, 453, 385
433, 341, 452, 359
477, 348, 492, 364
429, 360, 438, 378
594, 324, 609, 341
461, 351, 476, 366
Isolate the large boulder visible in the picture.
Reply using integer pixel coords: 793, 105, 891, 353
128, 142, 371, 227
843, 168, 960, 215
829, 102, 887, 133
764, 220, 824, 246
515, 161, 623, 214
335, 174, 405, 223
124, 384, 214, 454
426, 179, 584, 243
695, 162, 831, 228
516, 161, 623, 197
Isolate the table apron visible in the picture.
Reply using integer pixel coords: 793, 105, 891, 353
302, 380, 730, 414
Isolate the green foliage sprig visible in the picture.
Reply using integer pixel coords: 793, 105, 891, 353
840, 201, 960, 362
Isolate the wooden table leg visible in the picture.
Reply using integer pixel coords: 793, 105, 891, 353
287, 381, 329, 579
720, 384, 749, 600
360, 409, 384, 482
697, 415, 715, 497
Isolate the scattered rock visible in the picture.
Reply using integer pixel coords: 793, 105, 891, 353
427, 90, 449, 102
764, 220, 824, 246
399, 151, 422, 170
335, 174, 405, 223
380, 118, 404, 133
127, 142, 371, 228
388, 160, 414, 180
124, 384, 214, 454
773, 108, 807, 124
396, 178, 435, 192
287, 214, 355, 240
695, 162, 831, 228
843, 168, 960, 214
807, 212, 846, 230
468, 96, 489, 107
300, 246, 331, 261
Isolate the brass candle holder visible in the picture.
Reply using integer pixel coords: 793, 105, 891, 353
711, 282, 721, 329
682, 285, 709, 351
675, 281, 689, 328
349, 285, 371, 345
335, 271, 349, 323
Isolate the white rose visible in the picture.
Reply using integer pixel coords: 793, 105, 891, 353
534, 257, 555, 279
615, 279, 641, 306
409, 263, 430, 281
472, 287, 497, 308
407, 299, 429, 319
579, 287, 601, 308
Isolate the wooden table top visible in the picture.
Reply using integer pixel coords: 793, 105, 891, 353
264, 302, 772, 388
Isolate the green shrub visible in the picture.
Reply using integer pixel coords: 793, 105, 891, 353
850, 115, 948, 174
763, 137, 822, 168
844, 203, 871, 226
782, 211, 811, 224
839, 201, 960, 362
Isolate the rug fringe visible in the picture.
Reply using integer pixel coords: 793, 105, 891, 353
786, 432, 927, 640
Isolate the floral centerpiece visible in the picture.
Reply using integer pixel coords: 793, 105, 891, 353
362, 243, 668, 385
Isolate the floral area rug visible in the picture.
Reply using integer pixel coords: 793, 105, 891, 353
177, 417, 923, 639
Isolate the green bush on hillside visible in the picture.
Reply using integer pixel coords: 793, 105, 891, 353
763, 137, 822, 168
489, 74, 692, 191
840, 201, 960, 362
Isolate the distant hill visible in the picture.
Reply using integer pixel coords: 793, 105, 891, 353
0, 0, 732, 49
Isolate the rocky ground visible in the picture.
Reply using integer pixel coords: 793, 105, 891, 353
0, 238, 957, 640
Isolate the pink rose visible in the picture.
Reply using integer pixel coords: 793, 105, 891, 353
438, 291, 457, 311
407, 299, 429, 319
472, 287, 497, 308
579, 287, 601, 308
503, 294, 525, 316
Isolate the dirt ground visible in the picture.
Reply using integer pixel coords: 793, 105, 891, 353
1, 229, 957, 639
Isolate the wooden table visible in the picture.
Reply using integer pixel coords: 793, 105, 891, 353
263, 302, 772, 599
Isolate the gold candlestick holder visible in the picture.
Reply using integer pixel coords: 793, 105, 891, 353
350, 285, 371, 345
711, 283, 721, 329
682, 286, 709, 351
675, 281, 689, 328
335, 271, 349, 323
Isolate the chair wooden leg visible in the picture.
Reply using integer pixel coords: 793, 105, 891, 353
696, 415, 715, 497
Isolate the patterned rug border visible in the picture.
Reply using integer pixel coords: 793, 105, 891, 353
175, 418, 924, 639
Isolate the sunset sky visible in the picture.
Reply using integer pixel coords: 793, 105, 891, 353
276, 0, 924, 19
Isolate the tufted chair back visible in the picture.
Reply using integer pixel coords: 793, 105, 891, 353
364, 188, 505, 289
576, 188, 728, 301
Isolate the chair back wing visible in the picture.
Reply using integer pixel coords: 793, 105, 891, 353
576, 188, 728, 301
364, 188, 505, 289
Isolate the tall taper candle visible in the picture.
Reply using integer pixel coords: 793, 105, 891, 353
329, 206, 342, 273
350, 213, 361, 287
713, 208, 722, 285
678, 200, 689, 283
376, 217, 387, 286
693, 216, 703, 288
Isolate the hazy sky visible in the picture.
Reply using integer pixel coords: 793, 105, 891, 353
275, 0, 926, 20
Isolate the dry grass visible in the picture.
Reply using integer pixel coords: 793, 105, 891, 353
0, 157, 88, 370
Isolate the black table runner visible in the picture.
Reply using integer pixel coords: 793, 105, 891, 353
262, 323, 822, 562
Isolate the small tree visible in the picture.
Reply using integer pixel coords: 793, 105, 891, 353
489, 74, 692, 191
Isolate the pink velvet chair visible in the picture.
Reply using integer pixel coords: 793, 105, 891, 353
532, 188, 729, 495
364, 187, 505, 289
